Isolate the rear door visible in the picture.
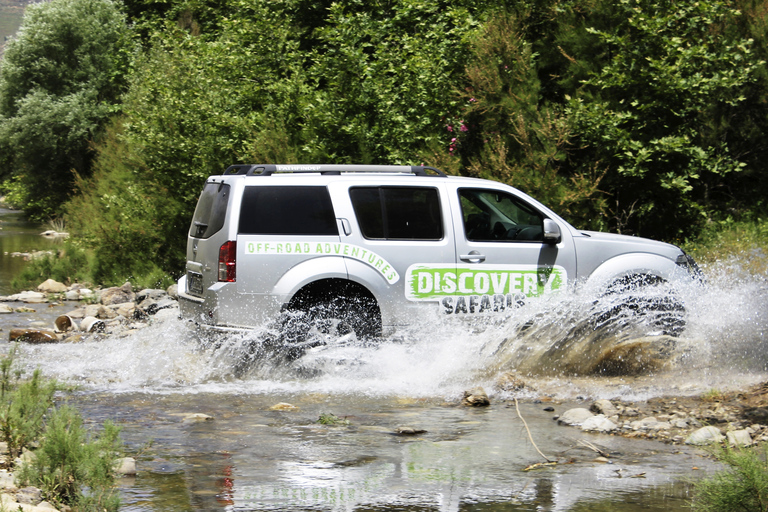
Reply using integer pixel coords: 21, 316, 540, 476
327, 181, 456, 325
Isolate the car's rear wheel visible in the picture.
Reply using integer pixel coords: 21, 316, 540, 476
280, 280, 382, 354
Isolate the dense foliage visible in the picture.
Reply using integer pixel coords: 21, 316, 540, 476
1, 0, 766, 285
0, 0, 133, 220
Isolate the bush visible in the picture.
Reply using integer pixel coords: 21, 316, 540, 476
692, 444, 768, 512
0, 349, 56, 459
16, 406, 122, 512
0, 348, 124, 511
10, 241, 95, 292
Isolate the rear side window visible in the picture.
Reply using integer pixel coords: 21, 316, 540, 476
238, 186, 338, 235
189, 182, 231, 239
350, 187, 443, 240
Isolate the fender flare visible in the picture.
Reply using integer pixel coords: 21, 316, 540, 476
271, 256, 348, 301
582, 253, 687, 293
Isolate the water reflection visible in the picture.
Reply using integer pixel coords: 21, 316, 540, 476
0, 208, 56, 294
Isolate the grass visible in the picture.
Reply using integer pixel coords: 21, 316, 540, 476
685, 217, 768, 276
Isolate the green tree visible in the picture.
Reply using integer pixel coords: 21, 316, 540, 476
0, 0, 132, 220
566, 0, 764, 238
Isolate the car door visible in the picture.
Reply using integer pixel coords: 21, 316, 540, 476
327, 180, 456, 327
444, 184, 576, 316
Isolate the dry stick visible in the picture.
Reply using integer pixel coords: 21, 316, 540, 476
515, 397, 553, 463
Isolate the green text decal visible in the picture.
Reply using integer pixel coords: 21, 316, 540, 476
244, 241, 399, 284
405, 264, 566, 300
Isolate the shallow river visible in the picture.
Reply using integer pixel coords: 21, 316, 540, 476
1, 211, 767, 510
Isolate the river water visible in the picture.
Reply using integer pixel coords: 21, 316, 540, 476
1, 211, 766, 510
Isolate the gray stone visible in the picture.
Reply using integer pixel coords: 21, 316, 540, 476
0, 304, 13, 314
462, 387, 490, 406
727, 429, 753, 447
16, 486, 43, 505
630, 417, 672, 431
686, 426, 725, 446
115, 457, 137, 476
100, 282, 135, 306
37, 279, 68, 293
591, 399, 619, 417
558, 408, 594, 426
581, 415, 618, 433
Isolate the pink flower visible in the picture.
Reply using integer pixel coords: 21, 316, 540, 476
446, 125, 453, 132
459, 123, 468, 133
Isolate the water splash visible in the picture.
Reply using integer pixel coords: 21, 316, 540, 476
13, 259, 767, 400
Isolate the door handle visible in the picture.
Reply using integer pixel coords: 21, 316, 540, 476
460, 251, 486, 263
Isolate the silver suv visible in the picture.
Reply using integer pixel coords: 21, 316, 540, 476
178, 164, 700, 338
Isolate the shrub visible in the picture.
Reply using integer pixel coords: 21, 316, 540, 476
692, 444, 768, 512
16, 406, 122, 512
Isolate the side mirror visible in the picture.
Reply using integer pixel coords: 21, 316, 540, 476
543, 219, 561, 244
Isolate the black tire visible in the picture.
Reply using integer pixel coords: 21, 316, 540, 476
279, 281, 382, 355
593, 274, 686, 337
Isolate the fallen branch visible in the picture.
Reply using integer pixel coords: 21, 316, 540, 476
578, 439, 611, 458
515, 397, 553, 463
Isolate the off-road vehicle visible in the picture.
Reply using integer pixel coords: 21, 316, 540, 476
177, 164, 700, 339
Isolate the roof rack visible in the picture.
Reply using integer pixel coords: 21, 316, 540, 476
222, 164, 446, 177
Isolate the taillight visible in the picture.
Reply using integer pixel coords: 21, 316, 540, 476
218, 241, 236, 282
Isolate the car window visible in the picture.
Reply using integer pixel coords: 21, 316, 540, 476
459, 188, 543, 242
189, 182, 231, 239
239, 186, 338, 235
350, 186, 443, 240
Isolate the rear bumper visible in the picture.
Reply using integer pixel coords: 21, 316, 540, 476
177, 275, 283, 330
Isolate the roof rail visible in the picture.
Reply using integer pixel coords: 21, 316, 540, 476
222, 164, 446, 177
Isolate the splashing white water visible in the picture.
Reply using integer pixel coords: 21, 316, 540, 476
13, 260, 767, 400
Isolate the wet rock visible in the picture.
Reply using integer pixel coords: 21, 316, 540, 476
495, 372, 527, 392
136, 289, 167, 303
269, 403, 298, 411
9, 328, 58, 343
582, 415, 619, 433
153, 307, 179, 323
558, 408, 594, 426
630, 417, 672, 431
462, 387, 490, 407
110, 302, 135, 319
727, 429, 753, 447
63, 290, 80, 301
395, 427, 428, 435
100, 282, 135, 306
167, 283, 179, 299
182, 413, 214, 423
0, 305, 13, 314
115, 457, 137, 476
591, 399, 619, 418
37, 279, 67, 294
685, 425, 725, 445
16, 291, 46, 303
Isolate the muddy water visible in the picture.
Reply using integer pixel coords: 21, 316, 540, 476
3, 250, 767, 510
